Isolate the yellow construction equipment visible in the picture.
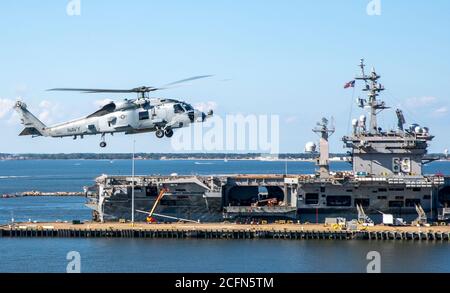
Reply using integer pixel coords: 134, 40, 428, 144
146, 188, 168, 223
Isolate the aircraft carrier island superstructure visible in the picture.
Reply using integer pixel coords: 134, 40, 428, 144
85, 60, 450, 223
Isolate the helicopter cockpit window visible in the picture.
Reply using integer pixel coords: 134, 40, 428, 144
87, 102, 116, 118
139, 111, 150, 121
183, 104, 194, 112
174, 104, 185, 113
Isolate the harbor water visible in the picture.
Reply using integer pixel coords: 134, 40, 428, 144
1, 160, 449, 273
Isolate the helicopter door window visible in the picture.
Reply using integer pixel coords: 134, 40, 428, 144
139, 111, 150, 121
174, 104, 185, 114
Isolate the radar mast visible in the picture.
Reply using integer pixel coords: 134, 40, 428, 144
355, 59, 389, 134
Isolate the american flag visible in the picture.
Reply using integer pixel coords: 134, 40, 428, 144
344, 80, 356, 89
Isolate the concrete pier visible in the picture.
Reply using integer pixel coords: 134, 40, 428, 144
1, 222, 449, 241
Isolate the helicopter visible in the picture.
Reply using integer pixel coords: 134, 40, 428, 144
14, 76, 214, 148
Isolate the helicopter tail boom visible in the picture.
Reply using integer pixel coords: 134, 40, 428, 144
14, 101, 48, 137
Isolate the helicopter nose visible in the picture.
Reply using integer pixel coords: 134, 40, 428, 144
191, 110, 206, 123
188, 111, 195, 123
202, 112, 207, 122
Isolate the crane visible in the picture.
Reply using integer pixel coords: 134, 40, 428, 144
136, 188, 199, 224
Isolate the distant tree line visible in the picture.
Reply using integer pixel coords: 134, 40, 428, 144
0, 153, 337, 160
0, 153, 447, 160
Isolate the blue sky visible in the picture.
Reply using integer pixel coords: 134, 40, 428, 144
1, 0, 449, 153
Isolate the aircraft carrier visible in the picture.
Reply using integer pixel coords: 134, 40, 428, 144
85, 60, 450, 223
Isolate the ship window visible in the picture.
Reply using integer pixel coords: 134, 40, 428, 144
423, 195, 431, 200
160, 199, 177, 206
327, 196, 352, 207
175, 189, 187, 192
305, 193, 319, 205
145, 186, 158, 197
378, 196, 387, 200
389, 188, 405, 191
139, 111, 149, 120
405, 199, 421, 207
320, 187, 326, 193
346, 189, 353, 193
378, 188, 387, 192
389, 201, 404, 208
355, 198, 370, 207
412, 188, 421, 192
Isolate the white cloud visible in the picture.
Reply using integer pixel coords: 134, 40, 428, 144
434, 106, 448, 116
14, 84, 28, 97
0, 98, 15, 119
404, 96, 437, 109
402, 96, 450, 119
7, 111, 20, 125
39, 100, 52, 109
194, 101, 218, 112
94, 99, 114, 108
37, 100, 60, 125
284, 115, 298, 124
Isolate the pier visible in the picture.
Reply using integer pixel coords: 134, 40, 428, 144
1, 223, 450, 241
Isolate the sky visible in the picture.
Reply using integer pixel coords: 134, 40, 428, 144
1, 0, 449, 154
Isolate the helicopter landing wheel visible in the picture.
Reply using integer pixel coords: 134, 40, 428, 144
155, 129, 165, 139
164, 129, 174, 138
100, 141, 107, 148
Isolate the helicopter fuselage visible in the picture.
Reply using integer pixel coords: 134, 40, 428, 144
15, 98, 211, 147
49, 102, 201, 137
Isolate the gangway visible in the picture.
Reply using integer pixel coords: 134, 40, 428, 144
356, 204, 374, 225
414, 204, 427, 225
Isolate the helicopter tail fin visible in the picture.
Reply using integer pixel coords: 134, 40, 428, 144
14, 101, 47, 137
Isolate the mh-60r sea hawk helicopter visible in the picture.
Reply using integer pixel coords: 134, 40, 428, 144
14, 76, 214, 148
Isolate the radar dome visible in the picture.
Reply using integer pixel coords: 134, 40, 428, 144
304, 142, 317, 153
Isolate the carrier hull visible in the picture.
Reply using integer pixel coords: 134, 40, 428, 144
85, 173, 450, 223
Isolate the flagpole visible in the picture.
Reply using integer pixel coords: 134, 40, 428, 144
346, 82, 356, 134
131, 139, 136, 225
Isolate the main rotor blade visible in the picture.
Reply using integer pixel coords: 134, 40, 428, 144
47, 75, 212, 94
163, 75, 213, 88
48, 88, 136, 93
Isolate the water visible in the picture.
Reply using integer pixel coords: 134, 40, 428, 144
0, 238, 448, 273
0, 159, 446, 194
0, 159, 347, 194
0, 160, 449, 273
0, 197, 90, 224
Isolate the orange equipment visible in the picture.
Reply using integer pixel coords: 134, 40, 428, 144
146, 188, 168, 223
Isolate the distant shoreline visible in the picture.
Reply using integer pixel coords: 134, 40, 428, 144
1, 153, 449, 162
